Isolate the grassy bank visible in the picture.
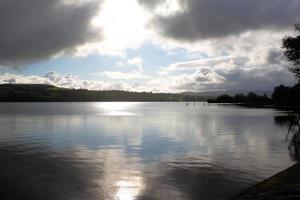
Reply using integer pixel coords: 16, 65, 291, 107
231, 164, 300, 200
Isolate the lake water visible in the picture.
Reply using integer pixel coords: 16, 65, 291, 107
0, 102, 295, 200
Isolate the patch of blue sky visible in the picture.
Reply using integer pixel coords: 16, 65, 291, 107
126, 43, 204, 74
4, 54, 122, 79
0, 43, 207, 80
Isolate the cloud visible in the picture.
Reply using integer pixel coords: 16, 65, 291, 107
137, 0, 161, 9
116, 62, 126, 67
96, 71, 151, 80
79, 0, 150, 57
0, 63, 296, 93
161, 56, 237, 74
140, 0, 300, 41
0, 0, 102, 66
0, 0, 297, 93
127, 56, 144, 72
156, 56, 296, 92
93, 56, 151, 80
128, 56, 143, 66
0, 72, 132, 91
174, 67, 294, 92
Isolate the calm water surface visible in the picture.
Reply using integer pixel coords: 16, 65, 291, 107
0, 102, 294, 200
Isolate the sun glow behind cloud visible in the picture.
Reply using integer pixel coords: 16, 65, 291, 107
84, 0, 149, 56
0, 0, 299, 92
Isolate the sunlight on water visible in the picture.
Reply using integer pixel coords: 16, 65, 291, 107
114, 176, 144, 200
0, 102, 295, 200
96, 102, 142, 116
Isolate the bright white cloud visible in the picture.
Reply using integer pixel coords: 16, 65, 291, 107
116, 62, 126, 67
97, 71, 151, 80
1, 60, 295, 93
127, 56, 143, 72
0, 72, 132, 91
161, 56, 236, 74
128, 56, 143, 66
93, 56, 149, 80
76, 0, 151, 57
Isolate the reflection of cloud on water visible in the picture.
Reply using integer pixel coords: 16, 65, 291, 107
0, 143, 146, 200
70, 145, 145, 200
135, 107, 292, 178
0, 142, 250, 200
137, 158, 254, 200
1, 104, 293, 179
0, 144, 107, 200
0, 103, 295, 200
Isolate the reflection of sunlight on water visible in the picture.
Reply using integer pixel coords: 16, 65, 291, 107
104, 111, 137, 116
96, 102, 141, 116
114, 176, 144, 200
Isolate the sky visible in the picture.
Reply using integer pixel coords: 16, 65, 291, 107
0, 0, 299, 93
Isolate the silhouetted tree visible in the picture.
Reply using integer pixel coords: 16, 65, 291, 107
208, 92, 271, 105
286, 114, 300, 162
283, 22, 300, 79
245, 92, 258, 103
234, 93, 246, 103
215, 94, 234, 103
272, 85, 290, 105
283, 23, 300, 161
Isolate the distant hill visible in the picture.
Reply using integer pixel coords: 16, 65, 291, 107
181, 90, 272, 97
0, 84, 206, 102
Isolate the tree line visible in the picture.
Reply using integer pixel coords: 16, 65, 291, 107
207, 84, 300, 107
207, 92, 272, 105
0, 84, 206, 102
209, 21, 300, 108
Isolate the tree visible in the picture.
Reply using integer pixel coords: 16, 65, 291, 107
216, 94, 234, 103
246, 92, 258, 103
272, 84, 290, 105
282, 22, 300, 79
233, 93, 246, 103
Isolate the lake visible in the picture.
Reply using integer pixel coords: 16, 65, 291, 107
0, 102, 294, 200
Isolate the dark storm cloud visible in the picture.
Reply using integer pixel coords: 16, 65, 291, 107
139, 0, 300, 41
0, 0, 102, 66
175, 65, 295, 92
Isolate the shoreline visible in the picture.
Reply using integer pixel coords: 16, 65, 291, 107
231, 163, 300, 200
